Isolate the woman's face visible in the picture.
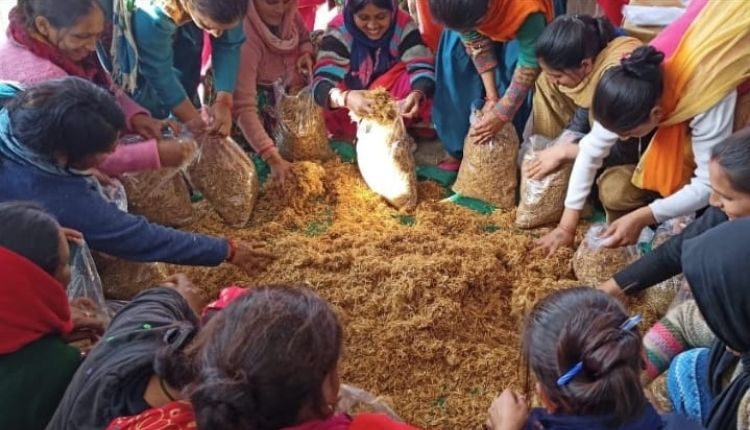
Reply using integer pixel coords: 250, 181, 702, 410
34, 6, 105, 63
53, 228, 71, 287
353, 3, 392, 40
254, 0, 293, 27
708, 159, 750, 220
540, 59, 593, 89
185, 3, 240, 38
615, 106, 663, 140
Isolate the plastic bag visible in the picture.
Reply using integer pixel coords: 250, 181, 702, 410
68, 242, 112, 326
188, 136, 260, 227
353, 90, 418, 211
275, 84, 333, 162
92, 252, 169, 300
102, 179, 128, 213
516, 134, 576, 228
121, 134, 198, 227
453, 104, 519, 209
336, 384, 401, 420
573, 223, 643, 285
652, 214, 695, 248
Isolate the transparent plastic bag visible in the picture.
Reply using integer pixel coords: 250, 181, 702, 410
121, 133, 199, 227
652, 214, 695, 248
453, 105, 518, 209
353, 90, 418, 211
68, 242, 112, 326
275, 84, 333, 162
101, 179, 128, 213
573, 223, 643, 285
188, 136, 260, 227
336, 384, 401, 420
516, 134, 578, 228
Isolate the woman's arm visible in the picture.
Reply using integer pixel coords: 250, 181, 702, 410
210, 25, 246, 96
312, 26, 351, 108
648, 91, 737, 222
131, 8, 197, 121
233, 34, 275, 156
459, 30, 499, 100
398, 19, 436, 96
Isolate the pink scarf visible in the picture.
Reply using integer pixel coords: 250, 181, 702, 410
247, 0, 301, 54
650, 0, 709, 56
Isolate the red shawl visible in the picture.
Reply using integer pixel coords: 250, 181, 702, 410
0, 246, 73, 354
7, 7, 111, 89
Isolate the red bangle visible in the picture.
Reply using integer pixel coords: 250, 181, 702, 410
226, 239, 237, 262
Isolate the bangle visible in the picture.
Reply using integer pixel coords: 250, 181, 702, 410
226, 239, 237, 262
342, 90, 350, 108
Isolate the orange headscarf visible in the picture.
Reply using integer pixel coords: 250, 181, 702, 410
478, 0, 554, 42
634, 0, 750, 196
415, 1, 442, 53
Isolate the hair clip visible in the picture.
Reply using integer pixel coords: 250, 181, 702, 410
556, 314, 642, 387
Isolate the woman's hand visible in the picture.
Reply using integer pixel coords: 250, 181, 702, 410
600, 206, 655, 248
296, 52, 315, 80
598, 278, 625, 300
468, 111, 505, 146
267, 152, 294, 184
525, 142, 578, 180
485, 389, 529, 430
64, 297, 106, 343
345, 90, 374, 117
400, 91, 424, 119
184, 116, 208, 138
61, 227, 84, 246
208, 102, 233, 137
228, 240, 275, 274
130, 114, 180, 139
535, 225, 576, 256
157, 138, 197, 168
160, 273, 206, 316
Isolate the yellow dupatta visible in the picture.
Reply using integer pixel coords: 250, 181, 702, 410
633, 0, 750, 196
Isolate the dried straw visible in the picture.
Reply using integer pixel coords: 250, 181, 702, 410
277, 89, 333, 161
453, 121, 518, 209
94, 252, 168, 300
174, 158, 581, 429
516, 153, 571, 229
121, 169, 193, 227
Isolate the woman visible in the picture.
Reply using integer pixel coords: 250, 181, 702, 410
663, 219, 750, 429
527, 15, 644, 211
312, 0, 435, 140
107, 286, 420, 430
0, 0, 189, 177
599, 129, 750, 297
484, 287, 701, 430
537, 0, 750, 253
0, 202, 105, 430
0, 78, 272, 272
47, 273, 205, 429
234, 0, 315, 183
427, 0, 554, 170
105, 0, 246, 136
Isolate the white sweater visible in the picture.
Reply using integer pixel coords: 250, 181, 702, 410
564, 91, 737, 223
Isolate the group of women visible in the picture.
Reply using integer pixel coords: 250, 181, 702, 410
1, 0, 750, 428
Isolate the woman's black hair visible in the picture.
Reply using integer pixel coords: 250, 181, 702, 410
347, 0, 395, 13
710, 128, 750, 194
592, 45, 665, 133
17, 0, 103, 29
0, 201, 61, 275
187, 0, 247, 25
6, 77, 125, 167
428, 0, 490, 30
523, 287, 645, 427
536, 15, 616, 71
157, 285, 343, 430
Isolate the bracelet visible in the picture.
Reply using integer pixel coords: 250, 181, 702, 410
558, 224, 576, 236
226, 239, 237, 262
342, 90, 350, 109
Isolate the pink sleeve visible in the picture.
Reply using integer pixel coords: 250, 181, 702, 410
233, 32, 277, 157
114, 88, 150, 130
97, 138, 162, 177
296, 14, 315, 55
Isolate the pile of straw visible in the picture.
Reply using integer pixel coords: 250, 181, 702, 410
175, 158, 670, 428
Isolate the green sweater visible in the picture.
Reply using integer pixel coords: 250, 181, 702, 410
0, 336, 80, 430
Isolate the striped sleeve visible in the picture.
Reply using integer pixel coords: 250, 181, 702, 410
398, 19, 435, 96
313, 25, 351, 107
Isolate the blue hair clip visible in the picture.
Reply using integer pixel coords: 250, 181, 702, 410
555, 314, 642, 387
